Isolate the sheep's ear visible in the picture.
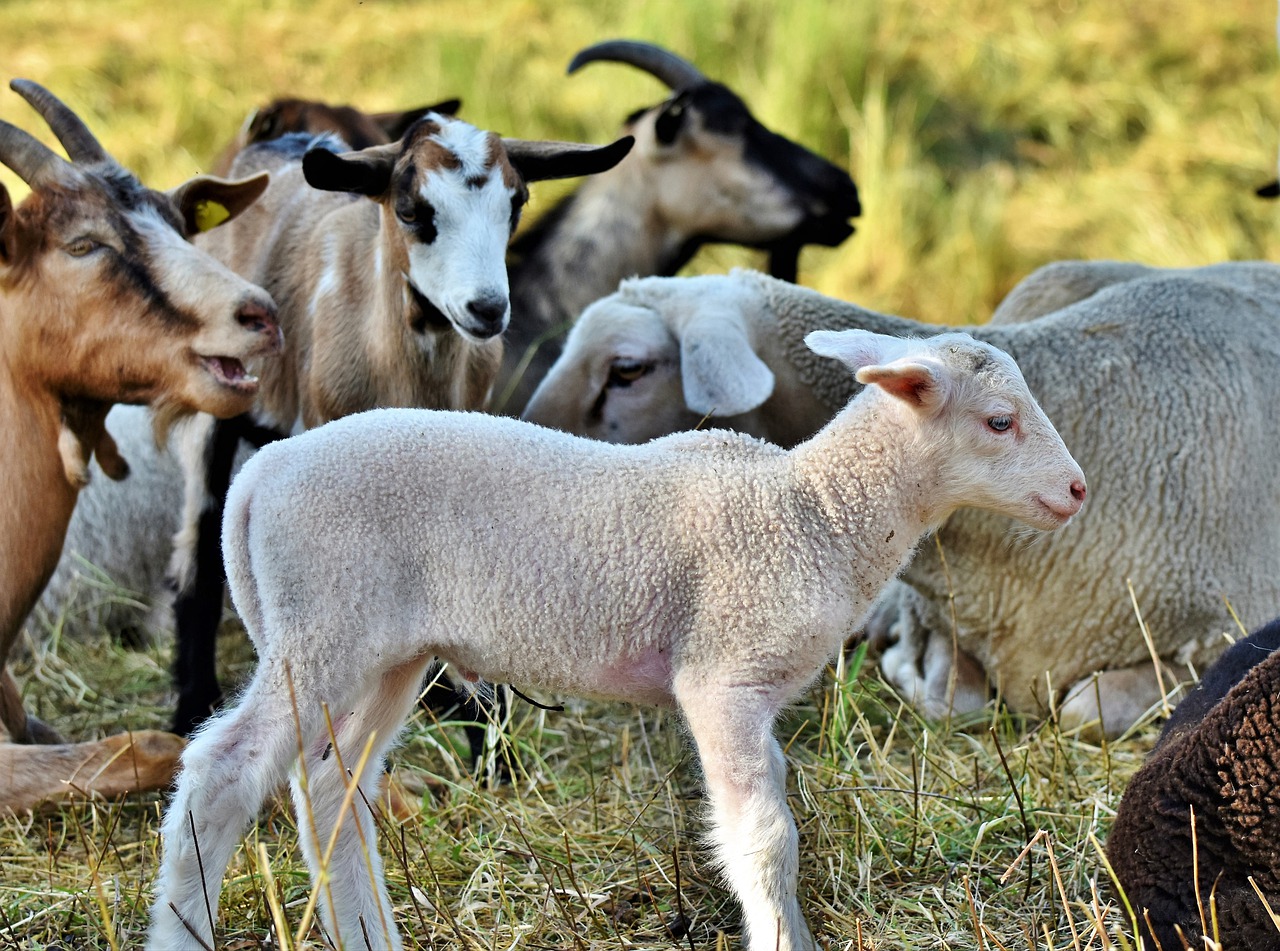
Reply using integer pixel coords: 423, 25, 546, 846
168, 172, 270, 235
805, 328, 909, 370
680, 313, 774, 416
856, 361, 944, 410
303, 143, 396, 196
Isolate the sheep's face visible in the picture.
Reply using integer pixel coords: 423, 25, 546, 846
524, 300, 702, 441
0, 157, 281, 421
524, 275, 787, 443
810, 330, 1087, 532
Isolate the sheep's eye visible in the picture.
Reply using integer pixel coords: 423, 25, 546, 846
607, 360, 651, 388
987, 415, 1013, 433
65, 237, 98, 257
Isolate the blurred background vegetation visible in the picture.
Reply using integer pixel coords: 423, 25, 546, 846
1, 0, 1276, 323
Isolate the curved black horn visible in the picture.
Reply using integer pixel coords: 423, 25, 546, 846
9, 79, 109, 165
567, 40, 706, 91
0, 119, 66, 185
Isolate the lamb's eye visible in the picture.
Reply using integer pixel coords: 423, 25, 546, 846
987, 415, 1013, 432
65, 237, 98, 257
607, 360, 651, 388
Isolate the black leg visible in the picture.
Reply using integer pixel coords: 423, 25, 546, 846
170, 414, 286, 737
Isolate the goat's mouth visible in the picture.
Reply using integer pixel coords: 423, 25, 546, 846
198, 355, 260, 394
406, 282, 505, 342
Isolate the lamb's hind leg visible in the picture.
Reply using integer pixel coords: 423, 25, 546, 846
148, 661, 323, 951
676, 674, 815, 951
292, 657, 431, 951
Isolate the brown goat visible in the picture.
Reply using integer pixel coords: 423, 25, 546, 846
208, 95, 460, 176
0, 79, 281, 813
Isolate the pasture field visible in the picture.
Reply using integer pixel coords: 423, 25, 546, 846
1, 0, 1276, 947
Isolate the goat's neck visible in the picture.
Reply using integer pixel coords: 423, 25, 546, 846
511, 160, 688, 333
0, 352, 80, 661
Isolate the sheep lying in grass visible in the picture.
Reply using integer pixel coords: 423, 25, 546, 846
523, 263, 1280, 738
1107, 616, 1280, 949
147, 329, 1084, 951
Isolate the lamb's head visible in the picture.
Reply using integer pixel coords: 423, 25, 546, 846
0, 80, 282, 423
302, 115, 633, 343
806, 329, 1087, 531
524, 273, 791, 442
568, 40, 860, 275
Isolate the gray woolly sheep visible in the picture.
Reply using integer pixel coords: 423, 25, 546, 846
1107, 616, 1280, 949
147, 328, 1083, 951
523, 263, 1280, 738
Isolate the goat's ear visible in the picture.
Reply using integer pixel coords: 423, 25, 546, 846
375, 99, 461, 140
0, 183, 15, 265
168, 172, 270, 235
302, 144, 395, 196
503, 136, 634, 183
856, 361, 944, 410
680, 312, 774, 416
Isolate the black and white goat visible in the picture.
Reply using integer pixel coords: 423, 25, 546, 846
497, 39, 861, 412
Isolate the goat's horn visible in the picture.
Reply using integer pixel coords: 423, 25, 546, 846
9, 79, 109, 165
567, 40, 706, 91
0, 119, 66, 185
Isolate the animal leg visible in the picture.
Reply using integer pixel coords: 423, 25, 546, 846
292, 658, 430, 951
1058, 661, 1186, 740
148, 664, 320, 950
676, 675, 815, 951
880, 622, 990, 721
0, 729, 184, 813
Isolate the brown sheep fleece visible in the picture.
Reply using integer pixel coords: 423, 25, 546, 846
1107, 645, 1280, 949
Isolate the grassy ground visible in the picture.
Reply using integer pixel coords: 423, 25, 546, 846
3, 0, 1278, 947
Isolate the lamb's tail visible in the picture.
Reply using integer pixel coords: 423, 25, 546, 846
221, 457, 267, 643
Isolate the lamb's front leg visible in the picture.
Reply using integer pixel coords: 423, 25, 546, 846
676, 674, 815, 951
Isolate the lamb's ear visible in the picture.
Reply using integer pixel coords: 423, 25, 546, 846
680, 313, 774, 416
856, 362, 944, 410
806, 329, 943, 409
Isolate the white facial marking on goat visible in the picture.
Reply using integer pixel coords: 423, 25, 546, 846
403, 120, 515, 343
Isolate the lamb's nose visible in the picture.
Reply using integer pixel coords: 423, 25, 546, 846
1070, 480, 1087, 503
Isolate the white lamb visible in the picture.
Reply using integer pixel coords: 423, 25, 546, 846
148, 328, 1083, 950
524, 264, 1280, 737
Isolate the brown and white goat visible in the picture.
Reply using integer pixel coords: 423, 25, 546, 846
0, 79, 281, 812
168, 116, 633, 733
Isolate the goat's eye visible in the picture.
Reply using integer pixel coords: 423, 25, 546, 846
607, 360, 651, 388
396, 204, 416, 224
987, 415, 1013, 433
65, 237, 98, 257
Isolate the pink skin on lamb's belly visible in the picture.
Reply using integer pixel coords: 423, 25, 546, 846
459, 648, 677, 708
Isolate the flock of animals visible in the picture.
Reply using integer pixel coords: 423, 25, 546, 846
2, 33, 1278, 951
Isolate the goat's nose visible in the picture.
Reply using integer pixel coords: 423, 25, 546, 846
237, 297, 283, 351
465, 294, 509, 337
1070, 480, 1087, 503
